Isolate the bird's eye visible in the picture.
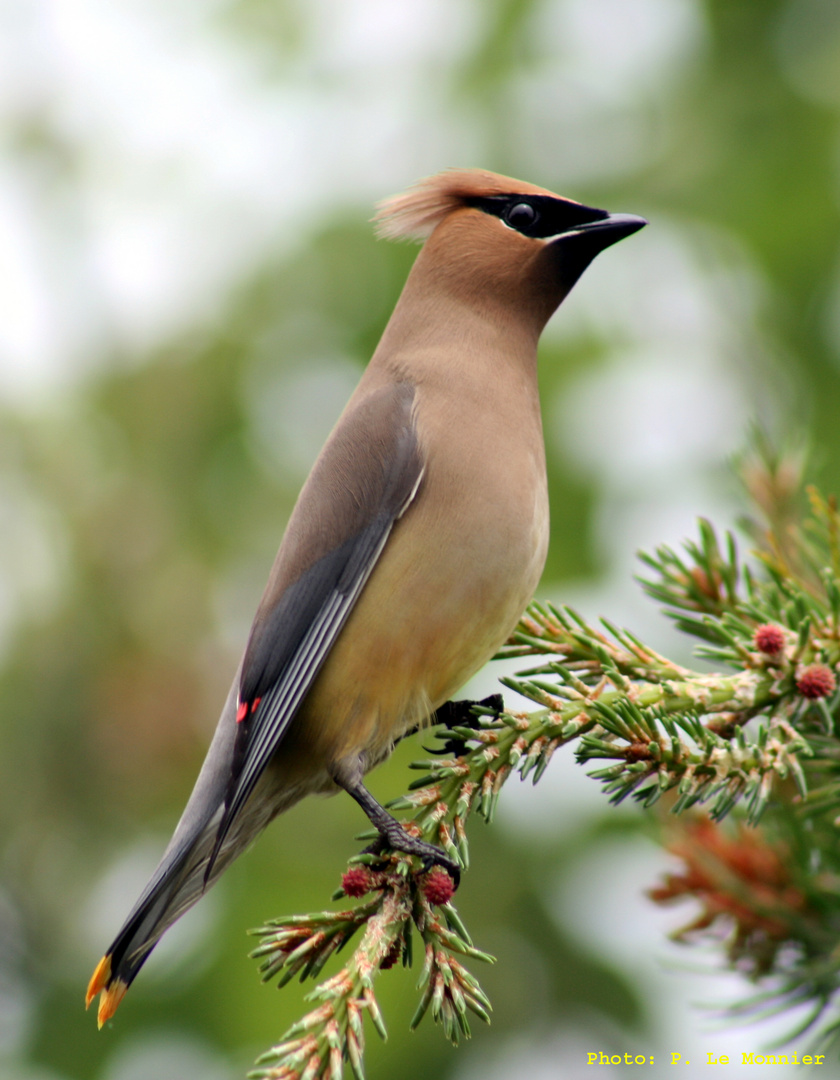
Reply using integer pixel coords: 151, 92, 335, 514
505, 202, 538, 232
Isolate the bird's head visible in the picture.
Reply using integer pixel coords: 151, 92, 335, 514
375, 169, 646, 332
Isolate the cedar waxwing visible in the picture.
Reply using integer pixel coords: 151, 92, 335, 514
86, 169, 645, 1025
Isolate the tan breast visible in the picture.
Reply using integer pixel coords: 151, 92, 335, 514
291, 327, 549, 768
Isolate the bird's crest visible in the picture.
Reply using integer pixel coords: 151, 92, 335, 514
374, 168, 553, 242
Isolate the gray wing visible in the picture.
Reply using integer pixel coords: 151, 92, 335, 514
209, 379, 424, 868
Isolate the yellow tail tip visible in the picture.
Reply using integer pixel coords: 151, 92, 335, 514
86, 954, 112, 1009
97, 979, 128, 1028
86, 955, 128, 1027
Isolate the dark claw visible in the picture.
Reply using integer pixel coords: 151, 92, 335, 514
420, 853, 461, 889
380, 821, 461, 888
433, 693, 504, 728
344, 777, 462, 890
361, 835, 387, 858
361, 834, 461, 888
428, 693, 504, 755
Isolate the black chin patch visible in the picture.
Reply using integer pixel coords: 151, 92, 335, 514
466, 194, 609, 239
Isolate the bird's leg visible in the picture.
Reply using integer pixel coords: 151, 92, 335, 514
331, 758, 461, 886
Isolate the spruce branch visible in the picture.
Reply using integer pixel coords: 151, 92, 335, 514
251, 443, 840, 1076
249, 853, 492, 1079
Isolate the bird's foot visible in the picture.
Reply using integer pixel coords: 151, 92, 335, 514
392, 693, 504, 751
429, 692, 504, 755
335, 762, 462, 888
363, 825, 461, 888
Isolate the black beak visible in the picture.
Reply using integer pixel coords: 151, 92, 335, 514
553, 212, 647, 248
549, 210, 647, 287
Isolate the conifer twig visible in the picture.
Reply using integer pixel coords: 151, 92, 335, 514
252, 442, 840, 1076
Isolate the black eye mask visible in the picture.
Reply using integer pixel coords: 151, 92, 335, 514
466, 194, 610, 239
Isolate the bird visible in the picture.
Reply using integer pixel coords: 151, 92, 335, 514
86, 168, 646, 1026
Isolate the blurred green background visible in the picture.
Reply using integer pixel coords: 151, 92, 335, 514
2, 1, 840, 1077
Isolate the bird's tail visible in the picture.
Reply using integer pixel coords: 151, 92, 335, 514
87, 674, 242, 1026
85, 811, 224, 1026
